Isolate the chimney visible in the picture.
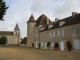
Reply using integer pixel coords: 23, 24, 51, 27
55, 18, 60, 22
47, 17, 49, 24
72, 12, 78, 16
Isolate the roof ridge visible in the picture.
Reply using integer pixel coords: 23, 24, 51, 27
40, 14, 44, 24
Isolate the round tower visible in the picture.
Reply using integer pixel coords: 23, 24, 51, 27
27, 15, 36, 47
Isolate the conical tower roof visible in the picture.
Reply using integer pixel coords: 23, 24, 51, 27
27, 15, 35, 22
14, 23, 20, 31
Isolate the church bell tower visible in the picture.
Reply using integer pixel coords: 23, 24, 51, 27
13, 23, 20, 45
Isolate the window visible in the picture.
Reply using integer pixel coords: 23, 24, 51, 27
58, 30, 64, 36
59, 22, 63, 26
59, 21, 65, 26
50, 32, 52, 37
52, 43, 54, 48
50, 32, 55, 37
41, 42, 43, 46
72, 28, 76, 35
53, 32, 55, 37
40, 28, 42, 31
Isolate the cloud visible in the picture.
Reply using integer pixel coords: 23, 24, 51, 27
0, 0, 80, 38
31, 0, 80, 19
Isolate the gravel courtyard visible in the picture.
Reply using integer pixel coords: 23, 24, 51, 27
0, 46, 80, 60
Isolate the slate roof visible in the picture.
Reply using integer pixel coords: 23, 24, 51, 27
14, 24, 20, 31
27, 15, 35, 22
35, 14, 53, 26
20, 37, 27, 44
41, 13, 80, 32
0, 31, 13, 36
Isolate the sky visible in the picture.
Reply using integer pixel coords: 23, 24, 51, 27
0, 0, 80, 38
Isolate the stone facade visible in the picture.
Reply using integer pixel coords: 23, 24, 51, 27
27, 12, 80, 51
0, 24, 20, 45
27, 15, 36, 47
40, 23, 80, 50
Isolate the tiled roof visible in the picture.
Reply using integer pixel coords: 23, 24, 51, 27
27, 15, 35, 22
35, 14, 53, 26
20, 37, 27, 44
14, 24, 20, 31
41, 13, 80, 32
0, 31, 13, 36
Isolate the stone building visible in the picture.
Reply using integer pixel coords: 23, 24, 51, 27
0, 23, 20, 45
27, 12, 80, 51
20, 37, 27, 47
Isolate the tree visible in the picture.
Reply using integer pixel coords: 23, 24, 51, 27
0, 0, 8, 20
47, 42, 51, 49
66, 41, 72, 51
0, 36, 7, 44
54, 42, 59, 50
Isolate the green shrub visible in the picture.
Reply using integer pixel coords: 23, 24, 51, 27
66, 41, 72, 51
54, 42, 59, 50
0, 36, 7, 44
47, 42, 51, 49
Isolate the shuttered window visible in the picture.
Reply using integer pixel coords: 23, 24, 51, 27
50, 32, 55, 37
72, 28, 76, 35
41, 42, 43, 46
58, 30, 64, 36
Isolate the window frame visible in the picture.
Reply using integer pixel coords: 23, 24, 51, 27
58, 30, 64, 36
50, 32, 55, 37
72, 28, 76, 35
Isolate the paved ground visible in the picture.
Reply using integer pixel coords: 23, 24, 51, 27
0, 46, 80, 60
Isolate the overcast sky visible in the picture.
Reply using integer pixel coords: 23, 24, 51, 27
0, 0, 80, 38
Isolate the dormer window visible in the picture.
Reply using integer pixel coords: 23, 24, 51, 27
40, 27, 42, 31
59, 21, 65, 26
48, 25, 50, 29
48, 25, 53, 29
59, 22, 63, 26
39, 25, 45, 31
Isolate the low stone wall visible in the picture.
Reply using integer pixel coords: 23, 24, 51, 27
0, 44, 7, 47
19, 44, 27, 47
0, 44, 20, 47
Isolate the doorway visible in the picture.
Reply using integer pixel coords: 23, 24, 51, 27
32, 43, 34, 48
74, 40, 80, 49
60, 41, 64, 50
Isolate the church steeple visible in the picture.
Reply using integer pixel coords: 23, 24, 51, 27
14, 23, 20, 31
27, 15, 35, 22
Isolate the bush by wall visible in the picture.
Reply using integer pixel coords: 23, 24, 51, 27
0, 36, 7, 44
47, 42, 51, 49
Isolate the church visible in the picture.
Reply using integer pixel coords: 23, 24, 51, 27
0, 23, 20, 45
27, 12, 80, 51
